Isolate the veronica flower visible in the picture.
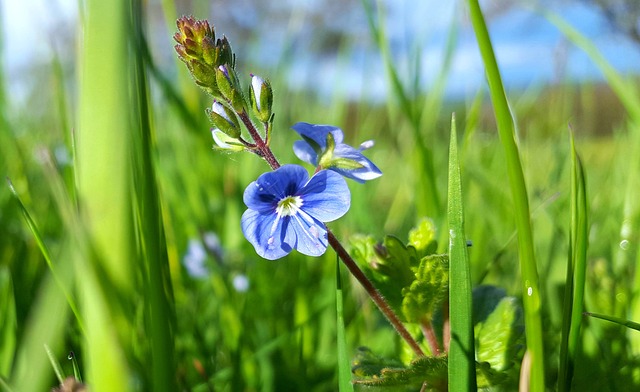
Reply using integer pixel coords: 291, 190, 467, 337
292, 122, 382, 183
241, 164, 350, 260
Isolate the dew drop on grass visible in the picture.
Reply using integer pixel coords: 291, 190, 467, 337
619, 239, 629, 250
527, 287, 533, 297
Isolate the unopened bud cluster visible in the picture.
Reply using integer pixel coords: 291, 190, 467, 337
174, 16, 274, 149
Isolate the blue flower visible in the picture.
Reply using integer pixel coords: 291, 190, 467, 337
241, 164, 350, 260
292, 122, 382, 183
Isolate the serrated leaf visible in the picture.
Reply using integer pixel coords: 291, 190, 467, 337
351, 347, 404, 379
353, 354, 448, 391
408, 218, 438, 258
401, 255, 449, 323
475, 296, 524, 389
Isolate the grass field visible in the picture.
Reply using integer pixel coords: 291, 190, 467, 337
1, 1, 639, 391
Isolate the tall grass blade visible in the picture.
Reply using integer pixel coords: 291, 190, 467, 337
130, 2, 177, 390
447, 114, 476, 390
336, 260, 354, 392
558, 132, 588, 391
466, 1, 545, 390
76, 0, 136, 389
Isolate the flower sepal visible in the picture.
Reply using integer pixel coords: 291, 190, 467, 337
292, 122, 382, 183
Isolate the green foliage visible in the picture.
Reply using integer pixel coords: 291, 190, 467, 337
352, 348, 447, 391
474, 294, 524, 389
350, 234, 448, 324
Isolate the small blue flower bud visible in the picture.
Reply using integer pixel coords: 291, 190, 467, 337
249, 74, 273, 123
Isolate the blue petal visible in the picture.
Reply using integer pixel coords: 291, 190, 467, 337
244, 165, 309, 211
241, 208, 292, 260
286, 213, 329, 256
291, 122, 344, 147
293, 140, 318, 166
300, 170, 351, 222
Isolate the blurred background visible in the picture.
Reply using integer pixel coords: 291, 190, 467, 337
2, 0, 640, 391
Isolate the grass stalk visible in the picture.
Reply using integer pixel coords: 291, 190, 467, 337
447, 114, 476, 390
76, 0, 136, 388
466, 1, 545, 390
130, 2, 177, 390
336, 259, 354, 392
558, 132, 588, 391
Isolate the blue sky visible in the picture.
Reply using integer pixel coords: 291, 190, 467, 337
3, 0, 640, 102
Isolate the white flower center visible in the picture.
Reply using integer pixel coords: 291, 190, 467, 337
276, 195, 302, 217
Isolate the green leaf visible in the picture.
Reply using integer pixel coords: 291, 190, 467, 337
475, 297, 524, 373
471, 289, 524, 390
408, 218, 438, 258
401, 255, 449, 323
353, 352, 448, 391
350, 235, 416, 317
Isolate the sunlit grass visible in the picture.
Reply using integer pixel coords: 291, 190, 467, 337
1, 1, 639, 391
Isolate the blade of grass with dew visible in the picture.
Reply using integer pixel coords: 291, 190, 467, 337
130, 3, 177, 390
76, 0, 137, 388
336, 259, 355, 392
447, 114, 476, 390
558, 132, 588, 392
466, 1, 545, 390
544, 11, 640, 355
44, 344, 64, 385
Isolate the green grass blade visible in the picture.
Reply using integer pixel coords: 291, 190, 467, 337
76, 0, 136, 388
466, 1, 545, 390
584, 313, 640, 331
558, 132, 588, 391
447, 114, 476, 390
0, 268, 16, 378
130, 2, 177, 390
336, 259, 354, 392
7, 178, 83, 329
44, 344, 64, 384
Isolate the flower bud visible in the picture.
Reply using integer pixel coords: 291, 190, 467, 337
249, 74, 273, 123
207, 101, 240, 138
215, 65, 245, 110
174, 16, 236, 96
211, 129, 245, 151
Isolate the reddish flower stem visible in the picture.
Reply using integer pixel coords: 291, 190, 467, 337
420, 317, 442, 356
241, 113, 424, 357
327, 230, 425, 357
